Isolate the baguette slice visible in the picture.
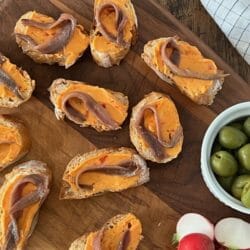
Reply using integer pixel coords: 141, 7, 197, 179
69, 213, 142, 250
0, 115, 31, 171
0, 160, 51, 250
130, 92, 183, 163
14, 11, 89, 68
0, 53, 35, 111
90, 0, 138, 67
49, 78, 129, 132
142, 37, 225, 105
60, 147, 149, 199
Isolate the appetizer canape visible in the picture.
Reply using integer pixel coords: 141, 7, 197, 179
60, 147, 149, 199
0, 115, 31, 171
130, 92, 183, 163
14, 11, 89, 68
142, 37, 226, 105
49, 78, 129, 132
69, 213, 142, 250
0, 53, 35, 112
0, 160, 51, 250
90, 0, 138, 67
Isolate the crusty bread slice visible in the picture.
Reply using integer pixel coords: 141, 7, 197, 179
60, 147, 150, 199
130, 92, 184, 163
142, 38, 224, 105
69, 235, 87, 250
0, 54, 35, 111
0, 160, 51, 249
49, 78, 129, 132
0, 115, 31, 171
14, 11, 89, 69
69, 213, 142, 250
90, 0, 138, 67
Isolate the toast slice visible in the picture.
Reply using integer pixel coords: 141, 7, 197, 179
142, 37, 225, 105
69, 213, 142, 250
14, 11, 89, 68
90, 0, 138, 67
0, 160, 51, 249
0, 53, 35, 111
130, 92, 183, 163
0, 115, 31, 171
49, 78, 129, 132
60, 147, 149, 199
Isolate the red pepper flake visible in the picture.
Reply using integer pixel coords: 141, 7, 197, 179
99, 155, 108, 164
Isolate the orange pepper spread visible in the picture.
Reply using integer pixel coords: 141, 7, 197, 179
65, 150, 139, 193
0, 58, 30, 100
1, 176, 39, 249
92, 0, 136, 53
57, 83, 128, 127
141, 95, 183, 158
81, 214, 141, 249
153, 40, 218, 100
0, 125, 22, 168
16, 11, 89, 67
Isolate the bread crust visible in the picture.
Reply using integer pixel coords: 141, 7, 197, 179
90, 0, 138, 67
0, 115, 31, 171
60, 147, 150, 199
141, 38, 224, 105
0, 54, 35, 109
49, 78, 129, 132
130, 92, 183, 163
14, 11, 89, 69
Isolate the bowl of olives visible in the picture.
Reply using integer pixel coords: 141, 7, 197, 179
201, 102, 250, 214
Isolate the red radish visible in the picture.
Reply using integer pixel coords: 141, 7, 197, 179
178, 233, 215, 250
176, 213, 214, 241
215, 217, 250, 249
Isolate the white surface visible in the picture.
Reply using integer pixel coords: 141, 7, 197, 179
176, 213, 214, 240
201, 102, 250, 214
215, 217, 250, 248
201, 0, 250, 64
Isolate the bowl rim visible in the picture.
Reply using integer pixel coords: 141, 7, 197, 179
201, 102, 250, 214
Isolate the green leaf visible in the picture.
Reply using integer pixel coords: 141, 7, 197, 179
172, 233, 179, 246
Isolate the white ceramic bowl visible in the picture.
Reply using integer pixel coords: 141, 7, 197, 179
201, 102, 250, 214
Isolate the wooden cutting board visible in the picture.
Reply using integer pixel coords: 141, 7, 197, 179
0, 0, 249, 249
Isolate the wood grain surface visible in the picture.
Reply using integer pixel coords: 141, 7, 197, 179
0, 0, 249, 249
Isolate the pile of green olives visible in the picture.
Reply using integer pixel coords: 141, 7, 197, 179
210, 117, 250, 208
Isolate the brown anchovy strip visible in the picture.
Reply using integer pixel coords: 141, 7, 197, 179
4, 174, 50, 249
135, 105, 183, 160
0, 53, 23, 99
17, 13, 76, 54
95, 3, 129, 47
62, 91, 119, 130
93, 226, 130, 250
161, 37, 229, 80
75, 161, 139, 189
117, 229, 131, 250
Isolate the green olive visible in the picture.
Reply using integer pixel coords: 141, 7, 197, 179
231, 175, 250, 199
217, 176, 235, 192
210, 151, 238, 177
241, 182, 250, 208
219, 126, 248, 149
230, 122, 243, 131
238, 144, 250, 170
243, 117, 250, 136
